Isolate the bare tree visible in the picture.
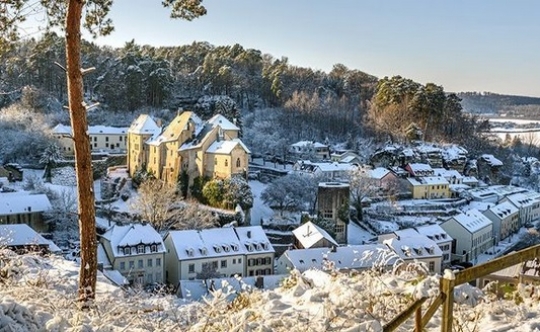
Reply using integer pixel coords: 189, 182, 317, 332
173, 203, 220, 230
131, 179, 181, 233
0, 0, 206, 305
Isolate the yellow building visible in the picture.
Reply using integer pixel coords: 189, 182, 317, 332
127, 114, 161, 176
407, 176, 450, 199
53, 124, 128, 155
128, 111, 250, 190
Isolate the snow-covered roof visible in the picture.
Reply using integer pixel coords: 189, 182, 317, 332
415, 224, 453, 243
102, 269, 129, 286
101, 223, 166, 257
383, 235, 443, 260
97, 242, 112, 268
441, 145, 468, 161
0, 193, 52, 215
291, 141, 327, 148
462, 176, 479, 184
415, 143, 442, 154
53, 124, 128, 135
206, 138, 251, 154
408, 163, 433, 173
292, 221, 338, 249
341, 155, 359, 164
393, 228, 421, 239
481, 154, 503, 166
167, 227, 247, 260
128, 114, 161, 135
503, 193, 538, 208
318, 182, 349, 188
234, 226, 275, 254
371, 167, 391, 180
148, 111, 195, 145
401, 148, 415, 157
407, 176, 449, 186
316, 162, 356, 172
486, 201, 518, 220
281, 244, 393, 271
447, 209, 492, 233
0, 224, 60, 252
468, 185, 527, 202
208, 114, 240, 131
432, 168, 463, 179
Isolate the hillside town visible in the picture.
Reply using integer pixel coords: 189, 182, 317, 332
2, 109, 540, 302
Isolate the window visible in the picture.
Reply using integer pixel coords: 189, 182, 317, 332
221, 260, 227, 268
265, 257, 272, 265
129, 261, 135, 269
124, 247, 131, 255
147, 259, 153, 267
238, 258, 241, 264
105, 136, 109, 142
156, 258, 161, 267
120, 262, 125, 270
119, 136, 122, 141
212, 261, 218, 269
428, 261, 435, 272
188, 264, 195, 273
94, 143, 97, 148
225, 159, 228, 167
93, 137, 97, 142
138, 260, 144, 268
236, 158, 241, 167
249, 270, 254, 276
137, 245, 145, 254
151, 245, 157, 252
335, 224, 345, 234
233, 259, 236, 264
105, 143, 109, 148
116, 143, 119, 147
215, 158, 218, 165
322, 210, 333, 219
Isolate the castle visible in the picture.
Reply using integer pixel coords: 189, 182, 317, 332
127, 111, 250, 191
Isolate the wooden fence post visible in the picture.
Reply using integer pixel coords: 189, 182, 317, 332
440, 275, 455, 332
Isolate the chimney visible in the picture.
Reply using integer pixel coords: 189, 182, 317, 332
306, 224, 311, 236
331, 245, 337, 253
247, 230, 251, 238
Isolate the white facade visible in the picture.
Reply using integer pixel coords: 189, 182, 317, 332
415, 224, 453, 267
383, 235, 443, 274
441, 209, 493, 263
99, 224, 166, 285
500, 192, 540, 227
164, 226, 274, 285
482, 202, 519, 243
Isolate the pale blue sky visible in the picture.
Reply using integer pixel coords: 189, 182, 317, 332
26, 0, 540, 97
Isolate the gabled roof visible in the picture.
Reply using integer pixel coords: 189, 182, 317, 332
234, 226, 275, 254
407, 176, 449, 186
291, 141, 327, 148
447, 209, 492, 233
206, 139, 251, 154
0, 224, 60, 252
281, 244, 393, 271
292, 221, 338, 249
504, 193, 537, 208
486, 201, 518, 220
0, 193, 52, 215
128, 114, 160, 135
415, 224, 453, 243
53, 124, 128, 135
383, 234, 443, 260
166, 227, 246, 260
432, 168, 463, 179
481, 154, 503, 167
407, 163, 433, 173
101, 223, 165, 257
148, 111, 196, 145
371, 167, 391, 180
208, 114, 239, 131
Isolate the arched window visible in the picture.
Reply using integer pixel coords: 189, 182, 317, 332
225, 159, 228, 167
236, 158, 241, 167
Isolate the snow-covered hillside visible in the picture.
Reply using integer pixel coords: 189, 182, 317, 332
2, 253, 540, 331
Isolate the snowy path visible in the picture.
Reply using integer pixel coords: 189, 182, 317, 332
249, 180, 275, 225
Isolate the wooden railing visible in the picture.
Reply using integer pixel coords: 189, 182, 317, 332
383, 243, 540, 332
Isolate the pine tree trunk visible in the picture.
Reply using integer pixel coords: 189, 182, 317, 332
65, 0, 98, 306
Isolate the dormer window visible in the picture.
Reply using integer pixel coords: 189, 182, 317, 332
199, 247, 208, 256
223, 245, 230, 252
231, 244, 239, 251
262, 243, 269, 250
245, 244, 253, 252
124, 247, 131, 255
137, 244, 145, 254
186, 248, 194, 257
151, 244, 157, 252
213, 245, 222, 253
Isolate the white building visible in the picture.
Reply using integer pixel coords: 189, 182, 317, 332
293, 160, 356, 180
415, 224, 453, 267
289, 141, 330, 160
163, 226, 274, 285
99, 223, 166, 285
53, 124, 128, 155
0, 224, 60, 253
500, 192, 540, 227
276, 244, 392, 274
482, 201, 519, 243
441, 209, 493, 263
383, 235, 443, 274
432, 168, 463, 185
292, 221, 338, 249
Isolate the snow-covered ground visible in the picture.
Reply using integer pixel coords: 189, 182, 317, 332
249, 180, 275, 225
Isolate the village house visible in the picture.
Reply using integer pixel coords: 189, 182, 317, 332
0, 193, 52, 233
99, 223, 166, 285
482, 201, 519, 243
432, 168, 463, 185
370, 167, 400, 192
403, 163, 434, 177
330, 150, 362, 165
289, 141, 330, 160
441, 209, 493, 263
291, 221, 338, 249
53, 124, 128, 155
415, 224, 453, 267
382, 234, 443, 274
0, 224, 60, 254
500, 192, 540, 227
407, 176, 450, 199
317, 182, 350, 244
276, 244, 392, 274
163, 226, 274, 286
128, 111, 250, 190
293, 160, 356, 180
